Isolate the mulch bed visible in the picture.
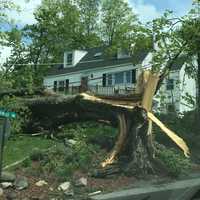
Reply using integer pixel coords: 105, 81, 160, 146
2, 162, 200, 199
2, 169, 137, 200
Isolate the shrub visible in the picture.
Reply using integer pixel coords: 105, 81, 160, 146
21, 158, 31, 168
72, 141, 93, 170
0, 96, 31, 134
59, 121, 117, 150
55, 164, 75, 181
30, 148, 45, 161
157, 148, 191, 177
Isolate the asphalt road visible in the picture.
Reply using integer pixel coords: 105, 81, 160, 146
91, 177, 200, 200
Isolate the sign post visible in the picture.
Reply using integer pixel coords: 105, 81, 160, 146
0, 109, 16, 180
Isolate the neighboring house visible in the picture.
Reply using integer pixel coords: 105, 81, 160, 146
43, 47, 197, 114
154, 57, 197, 114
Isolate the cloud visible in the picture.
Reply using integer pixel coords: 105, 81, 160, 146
10, 0, 41, 25
0, 46, 12, 65
129, 0, 193, 23
129, 0, 162, 23
8, 0, 192, 26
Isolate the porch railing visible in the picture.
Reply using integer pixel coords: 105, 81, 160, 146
46, 85, 136, 96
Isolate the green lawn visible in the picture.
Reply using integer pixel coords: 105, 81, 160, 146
3, 135, 56, 166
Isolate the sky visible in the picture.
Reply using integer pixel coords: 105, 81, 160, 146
0, 0, 194, 64
129, 0, 193, 22
8, 0, 194, 25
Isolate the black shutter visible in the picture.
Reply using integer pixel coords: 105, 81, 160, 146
53, 81, 57, 92
132, 69, 136, 84
65, 79, 69, 91
102, 73, 106, 87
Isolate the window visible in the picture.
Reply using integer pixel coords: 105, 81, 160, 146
115, 72, 124, 84
67, 53, 73, 65
166, 79, 174, 90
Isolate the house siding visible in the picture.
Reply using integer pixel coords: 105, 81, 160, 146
154, 70, 181, 113
179, 63, 196, 113
44, 63, 138, 90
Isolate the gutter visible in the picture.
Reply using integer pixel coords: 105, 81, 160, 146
44, 62, 136, 79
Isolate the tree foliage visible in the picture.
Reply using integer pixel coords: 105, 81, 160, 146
0, 0, 19, 43
100, 0, 138, 47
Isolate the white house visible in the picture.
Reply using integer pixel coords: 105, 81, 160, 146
43, 47, 197, 114
44, 47, 149, 94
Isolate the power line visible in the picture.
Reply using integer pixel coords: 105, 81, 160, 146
3, 63, 64, 66
5, 62, 153, 68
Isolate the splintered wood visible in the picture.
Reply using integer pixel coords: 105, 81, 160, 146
101, 114, 127, 167
141, 71, 160, 111
148, 113, 190, 157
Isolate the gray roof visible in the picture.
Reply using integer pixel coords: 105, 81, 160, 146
46, 47, 149, 76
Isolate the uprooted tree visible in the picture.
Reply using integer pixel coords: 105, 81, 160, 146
12, 68, 189, 177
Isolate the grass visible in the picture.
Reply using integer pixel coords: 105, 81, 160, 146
3, 135, 56, 167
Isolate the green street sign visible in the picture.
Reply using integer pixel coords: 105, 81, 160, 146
0, 109, 16, 119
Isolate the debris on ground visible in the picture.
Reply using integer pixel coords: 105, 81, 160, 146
1, 182, 13, 189
14, 176, 29, 190
75, 177, 87, 187
1, 171, 16, 182
35, 180, 48, 187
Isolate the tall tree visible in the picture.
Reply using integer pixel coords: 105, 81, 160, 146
100, 0, 138, 47
0, 0, 19, 43
77, 0, 101, 47
2, 27, 35, 91
30, 0, 82, 61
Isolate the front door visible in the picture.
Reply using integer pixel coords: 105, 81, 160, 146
81, 76, 88, 92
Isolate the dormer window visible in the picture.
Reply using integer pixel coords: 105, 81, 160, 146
67, 52, 73, 65
64, 50, 87, 68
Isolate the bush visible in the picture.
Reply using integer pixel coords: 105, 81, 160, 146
0, 96, 31, 134
71, 141, 94, 170
25, 122, 117, 179
30, 148, 45, 161
59, 121, 117, 151
21, 158, 31, 168
157, 148, 191, 177
55, 164, 75, 181
154, 111, 200, 153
